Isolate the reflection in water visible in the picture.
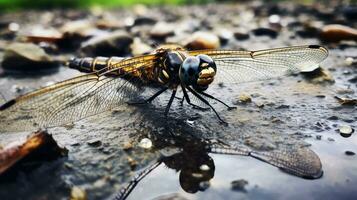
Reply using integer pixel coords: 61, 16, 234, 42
114, 128, 323, 200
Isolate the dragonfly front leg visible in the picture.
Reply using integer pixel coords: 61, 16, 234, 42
199, 91, 236, 110
181, 86, 210, 111
186, 87, 227, 124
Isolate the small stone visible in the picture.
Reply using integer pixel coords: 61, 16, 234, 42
320, 24, 357, 43
2, 42, 58, 71
252, 28, 278, 38
150, 22, 175, 39
276, 104, 290, 109
231, 179, 248, 192
327, 137, 335, 142
133, 16, 157, 26
345, 57, 357, 66
302, 67, 334, 84
184, 31, 220, 50
216, 29, 233, 44
268, 14, 282, 30
269, 14, 281, 25
234, 30, 250, 40
87, 139, 102, 147
339, 125, 354, 137
80, 31, 133, 56
238, 94, 252, 103
345, 151, 355, 156
327, 116, 338, 120
123, 141, 133, 150
127, 156, 137, 170
8, 22, 20, 32
93, 177, 108, 188
316, 135, 322, 140
130, 37, 152, 56
138, 138, 153, 149
70, 186, 87, 200
335, 96, 357, 106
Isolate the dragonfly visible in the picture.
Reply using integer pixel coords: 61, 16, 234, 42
0, 44, 328, 132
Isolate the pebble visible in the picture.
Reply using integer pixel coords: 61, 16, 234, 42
70, 186, 87, 200
345, 151, 356, 156
2, 42, 58, 70
216, 29, 233, 44
130, 37, 152, 56
184, 31, 220, 50
252, 27, 278, 38
231, 179, 248, 192
339, 125, 354, 137
80, 31, 133, 56
133, 16, 157, 26
302, 67, 335, 84
316, 135, 322, 140
320, 24, 357, 43
345, 57, 356, 66
237, 93, 252, 103
234, 29, 250, 40
327, 116, 338, 120
335, 96, 357, 106
123, 141, 133, 150
138, 138, 153, 149
327, 137, 335, 142
87, 139, 102, 147
127, 156, 137, 170
150, 22, 175, 39
8, 22, 20, 32
268, 14, 282, 30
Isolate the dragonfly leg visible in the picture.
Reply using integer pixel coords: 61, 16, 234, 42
128, 87, 168, 105
164, 89, 177, 117
186, 87, 227, 124
199, 91, 236, 110
114, 161, 162, 200
181, 85, 210, 111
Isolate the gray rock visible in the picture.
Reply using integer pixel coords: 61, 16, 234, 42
2, 42, 58, 71
80, 31, 133, 56
231, 179, 248, 192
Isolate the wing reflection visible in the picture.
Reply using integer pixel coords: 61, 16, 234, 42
114, 127, 322, 200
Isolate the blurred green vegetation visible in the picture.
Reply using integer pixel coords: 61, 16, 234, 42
0, 0, 354, 10
0, 0, 214, 10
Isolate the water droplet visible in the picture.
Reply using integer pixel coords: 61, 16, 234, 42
138, 138, 152, 149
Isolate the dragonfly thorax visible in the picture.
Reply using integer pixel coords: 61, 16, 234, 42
179, 54, 217, 91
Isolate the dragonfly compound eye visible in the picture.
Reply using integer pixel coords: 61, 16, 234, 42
180, 56, 200, 86
193, 54, 217, 91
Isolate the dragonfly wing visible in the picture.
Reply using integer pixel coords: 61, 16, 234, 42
0, 64, 154, 133
190, 45, 328, 84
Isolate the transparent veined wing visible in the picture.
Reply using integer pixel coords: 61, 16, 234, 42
0, 56, 156, 133
189, 45, 328, 84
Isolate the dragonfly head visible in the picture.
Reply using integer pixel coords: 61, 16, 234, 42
179, 54, 217, 91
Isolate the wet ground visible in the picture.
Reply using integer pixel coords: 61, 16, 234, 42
0, 1, 356, 200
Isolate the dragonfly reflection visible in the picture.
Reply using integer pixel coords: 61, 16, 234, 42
0, 45, 328, 132
113, 132, 322, 200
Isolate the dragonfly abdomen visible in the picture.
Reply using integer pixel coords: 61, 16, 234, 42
68, 56, 125, 73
